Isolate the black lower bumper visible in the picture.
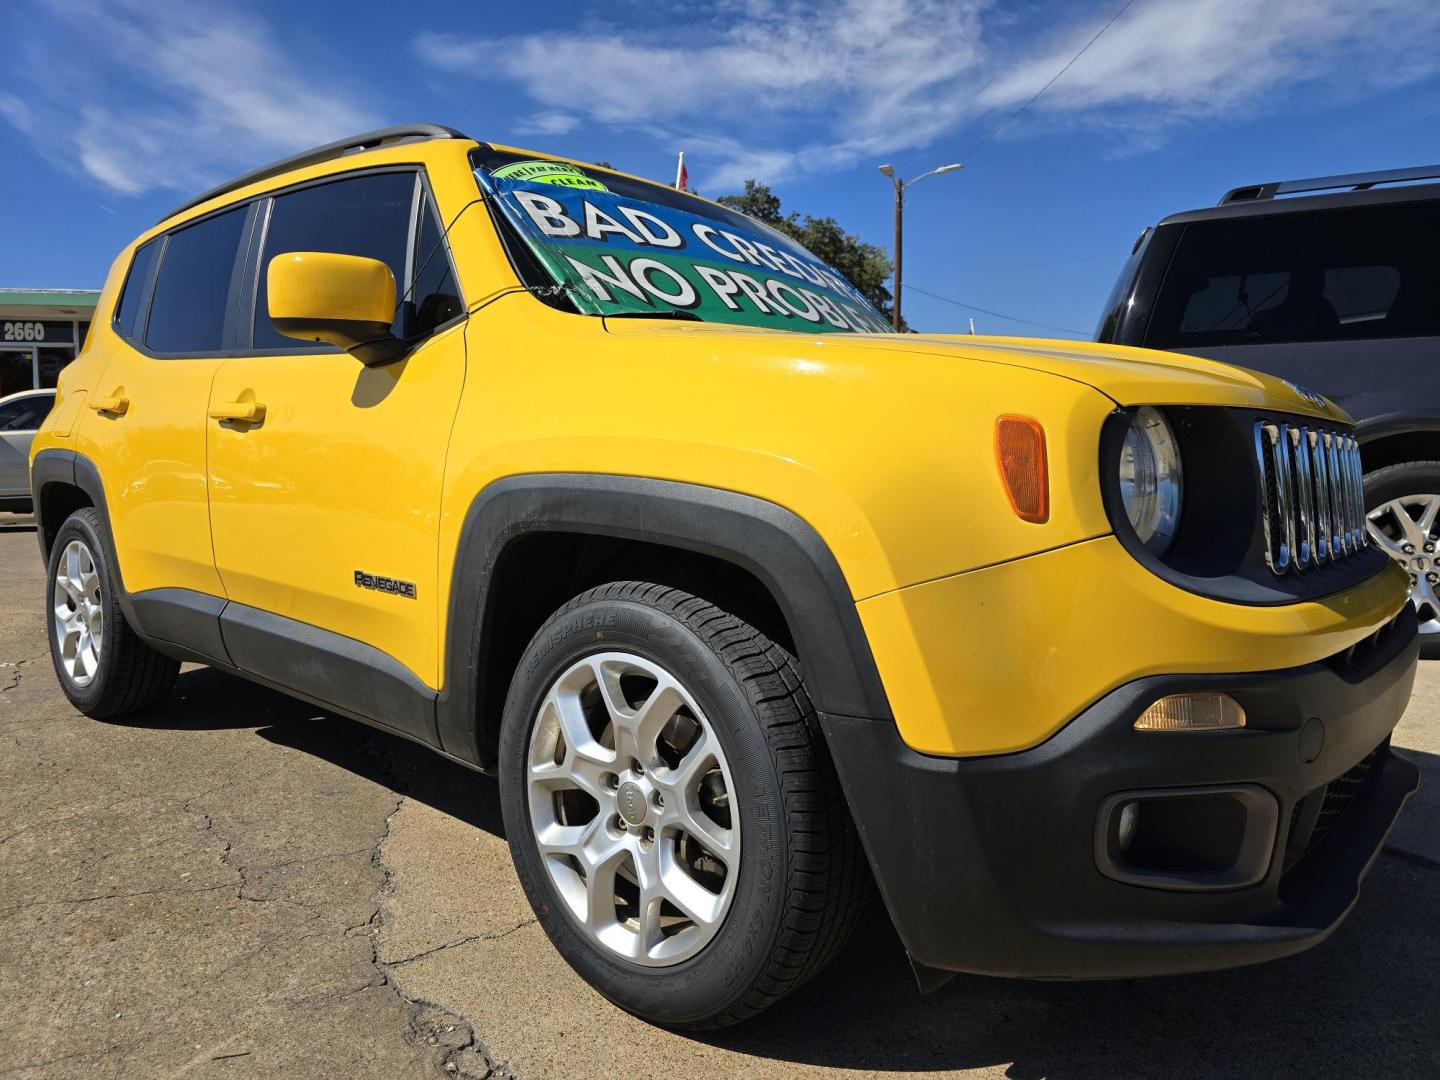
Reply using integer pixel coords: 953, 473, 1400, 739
826, 604, 1420, 979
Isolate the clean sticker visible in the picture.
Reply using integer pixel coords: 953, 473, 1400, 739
490, 160, 609, 192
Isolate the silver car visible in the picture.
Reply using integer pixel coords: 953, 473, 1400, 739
0, 389, 55, 513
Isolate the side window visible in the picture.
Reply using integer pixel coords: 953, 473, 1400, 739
113, 237, 161, 340
253, 171, 417, 350
145, 208, 249, 354
405, 194, 464, 337
0, 394, 53, 431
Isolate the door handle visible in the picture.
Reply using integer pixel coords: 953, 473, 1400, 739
89, 395, 130, 416
209, 401, 267, 425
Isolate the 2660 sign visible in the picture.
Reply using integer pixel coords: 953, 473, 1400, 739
2, 322, 46, 342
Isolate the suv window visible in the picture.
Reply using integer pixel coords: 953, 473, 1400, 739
114, 237, 161, 340
0, 393, 54, 431
253, 171, 417, 350
1144, 201, 1440, 348
145, 208, 249, 353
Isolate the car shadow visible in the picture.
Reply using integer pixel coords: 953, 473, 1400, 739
694, 751, 1440, 1077
106, 666, 506, 839
114, 666, 1440, 1076
0, 513, 36, 534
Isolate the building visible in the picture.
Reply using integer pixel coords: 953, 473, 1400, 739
0, 289, 99, 399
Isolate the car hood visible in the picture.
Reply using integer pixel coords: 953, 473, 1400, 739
601, 321, 1351, 425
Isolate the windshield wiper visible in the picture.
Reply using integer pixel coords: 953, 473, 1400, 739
604, 310, 703, 322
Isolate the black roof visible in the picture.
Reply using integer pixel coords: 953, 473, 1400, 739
159, 124, 473, 224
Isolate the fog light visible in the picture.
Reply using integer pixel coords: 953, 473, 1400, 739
1116, 801, 1140, 851
1134, 693, 1245, 732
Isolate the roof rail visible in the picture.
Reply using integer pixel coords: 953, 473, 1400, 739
160, 123, 472, 223
1219, 164, 1440, 206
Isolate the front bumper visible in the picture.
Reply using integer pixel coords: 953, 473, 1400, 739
826, 603, 1419, 979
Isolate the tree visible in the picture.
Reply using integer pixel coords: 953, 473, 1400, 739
717, 180, 903, 329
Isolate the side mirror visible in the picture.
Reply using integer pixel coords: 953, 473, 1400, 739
266, 252, 407, 366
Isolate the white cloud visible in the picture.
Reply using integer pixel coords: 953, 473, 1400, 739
979, 0, 1440, 124
414, 0, 991, 184
415, 0, 1440, 187
515, 111, 582, 136
3, 0, 376, 195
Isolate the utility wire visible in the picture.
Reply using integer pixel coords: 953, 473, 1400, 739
903, 283, 1089, 337
897, 3, 1136, 340
961, 0, 1136, 160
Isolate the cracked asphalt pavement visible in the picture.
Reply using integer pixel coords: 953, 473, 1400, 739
2, 513, 1438, 1079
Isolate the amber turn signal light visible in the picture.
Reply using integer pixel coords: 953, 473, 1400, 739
996, 415, 1049, 523
1134, 693, 1246, 732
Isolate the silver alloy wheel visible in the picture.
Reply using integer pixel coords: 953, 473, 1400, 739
1367, 493, 1440, 637
526, 652, 740, 967
52, 539, 104, 688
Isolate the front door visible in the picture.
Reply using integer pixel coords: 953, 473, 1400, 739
206, 169, 467, 738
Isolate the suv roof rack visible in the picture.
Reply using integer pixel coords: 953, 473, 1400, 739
1219, 164, 1440, 206
160, 124, 473, 223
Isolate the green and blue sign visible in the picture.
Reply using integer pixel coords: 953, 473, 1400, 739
479, 162, 891, 334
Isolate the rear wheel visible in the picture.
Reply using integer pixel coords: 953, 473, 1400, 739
498, 581, 867, 1028
1364, 460, 1440, 657
46, 508, 179, 717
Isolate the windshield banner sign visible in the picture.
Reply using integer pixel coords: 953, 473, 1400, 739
479, 165, 891, 333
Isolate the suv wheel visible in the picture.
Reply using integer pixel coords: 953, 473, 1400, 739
498, 581, 867, 1028
47, 508, 179, 717
1365, 460, 1440, 657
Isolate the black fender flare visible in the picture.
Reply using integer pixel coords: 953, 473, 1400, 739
1355, 411, 1440, 446
435, 473, 894, 768
30, 447, 85, 561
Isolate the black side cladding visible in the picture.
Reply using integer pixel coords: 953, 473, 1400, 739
436, 474, 893, 767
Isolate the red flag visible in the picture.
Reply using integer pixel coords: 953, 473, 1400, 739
675, 152, 688, 191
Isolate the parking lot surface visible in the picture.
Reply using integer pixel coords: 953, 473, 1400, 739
2, 515, 1437, 1079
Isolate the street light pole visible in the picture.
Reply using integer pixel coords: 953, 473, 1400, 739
878, 162, 964, 331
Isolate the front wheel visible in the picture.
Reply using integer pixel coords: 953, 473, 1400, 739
498, 581, 868, 1028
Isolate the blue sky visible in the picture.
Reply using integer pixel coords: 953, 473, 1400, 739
3, 0, 1439, 338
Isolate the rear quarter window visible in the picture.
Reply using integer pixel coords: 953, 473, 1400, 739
1144, 200, 1440, 348
113, 237, 161, 341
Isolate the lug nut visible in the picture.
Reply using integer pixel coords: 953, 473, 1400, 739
606, 774, 620, 789
1428, 573, 1438, 584
631, 760, 644, 775
1404, 543, 1416, 555
652, 791, 664, 809
643, 826, 655, 844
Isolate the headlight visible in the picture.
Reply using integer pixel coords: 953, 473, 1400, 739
1118, 406, 1183, 554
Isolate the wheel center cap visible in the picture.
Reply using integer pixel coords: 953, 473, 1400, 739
1413, 555, 1430, 572
616, 781, 648, 827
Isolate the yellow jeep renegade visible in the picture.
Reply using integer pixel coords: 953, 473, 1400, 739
31, 124, 1419, 1028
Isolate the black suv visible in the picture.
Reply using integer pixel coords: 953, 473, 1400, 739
1098, 165, 1440, 654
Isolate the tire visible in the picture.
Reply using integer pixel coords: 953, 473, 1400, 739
1364, 460, 1440, 659
46, 507, 179, 717
498, 581, 868, 1029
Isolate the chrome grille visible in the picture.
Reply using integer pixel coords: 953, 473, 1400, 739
1253, 421, 1366, 574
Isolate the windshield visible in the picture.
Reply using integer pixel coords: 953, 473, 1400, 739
473, 148, 891, 333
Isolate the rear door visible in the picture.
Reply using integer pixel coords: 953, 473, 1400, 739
205, 169, 467, 738
78, 210, 249, 602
